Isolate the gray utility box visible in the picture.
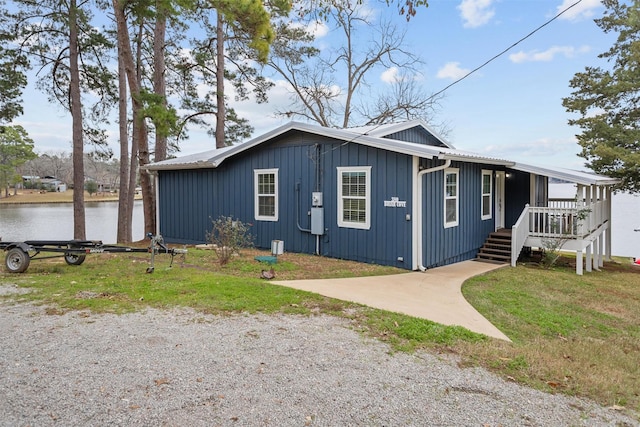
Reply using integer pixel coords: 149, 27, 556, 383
311, 207, 324, 235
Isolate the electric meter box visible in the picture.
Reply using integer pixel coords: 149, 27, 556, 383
312, 192, 323, 207
311, 207, 324, 235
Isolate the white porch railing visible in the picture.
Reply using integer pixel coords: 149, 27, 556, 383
511, 204, 530, 267
510, 200, 609, 267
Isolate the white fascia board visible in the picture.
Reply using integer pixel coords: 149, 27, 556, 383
437, 150, 515, 166
512, 162, 620, 186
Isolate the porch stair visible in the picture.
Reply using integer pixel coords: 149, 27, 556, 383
476, 229, 512, 264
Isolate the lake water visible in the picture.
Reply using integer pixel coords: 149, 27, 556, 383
1, 190, 638, 257
551, 183, 640, 258
0, 201, 145, 244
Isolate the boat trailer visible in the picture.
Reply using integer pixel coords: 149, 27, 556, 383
0, 234, 187, 274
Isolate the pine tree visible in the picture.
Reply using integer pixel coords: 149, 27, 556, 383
563, 0, 640, 193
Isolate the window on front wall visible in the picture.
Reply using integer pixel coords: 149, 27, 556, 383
482, 170, 492, 220
254, 168, 278, 221
337, 166, 371, 229
444, 168, 459, 228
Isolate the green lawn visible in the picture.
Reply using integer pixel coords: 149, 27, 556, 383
1, 248, 639, 417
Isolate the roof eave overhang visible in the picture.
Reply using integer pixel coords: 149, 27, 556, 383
144, 160, 216, 171
438, 153, 515, 167
510, 162, 620, 186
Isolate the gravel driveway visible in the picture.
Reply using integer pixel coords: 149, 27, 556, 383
1, 284, 637, 427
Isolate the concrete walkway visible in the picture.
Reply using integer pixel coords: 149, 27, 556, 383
273, 260, 510, 341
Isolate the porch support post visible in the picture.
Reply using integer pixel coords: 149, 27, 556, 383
598, 233, 604, 268
586, 244, 592, 273
584, 185, 592, 234
576, 250, 583, 275
605, 186, 613, 261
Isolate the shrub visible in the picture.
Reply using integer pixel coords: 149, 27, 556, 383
85, 180, 98, 196
205, 216, 254, 265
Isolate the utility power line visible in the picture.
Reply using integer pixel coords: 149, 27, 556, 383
428, 0, 584, 101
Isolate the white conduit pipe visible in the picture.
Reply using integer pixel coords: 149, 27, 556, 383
415, 158, 451, 271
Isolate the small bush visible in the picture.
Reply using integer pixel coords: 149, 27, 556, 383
205, 216, 254, 265
85, 180, 98, 196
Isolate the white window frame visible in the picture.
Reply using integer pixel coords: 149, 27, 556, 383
481, 170, 493, 220
254, 168, 279, 221
444, 168, 459, 228
337, 166, 371, 230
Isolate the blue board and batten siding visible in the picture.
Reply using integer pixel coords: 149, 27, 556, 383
158, 130, 414, 268
383, 127, 448, 147
421, 160, 497, 269
158, 130, 500, 269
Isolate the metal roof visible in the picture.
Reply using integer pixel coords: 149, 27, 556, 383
511, 162, 620, 186
145, 121, 511, 171
143, 121, 620, 186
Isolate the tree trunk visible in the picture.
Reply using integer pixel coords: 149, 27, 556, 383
113, 0, 155, 236
116, 41, 131, 243
215, 11, 225, 149
153, 4, 168, 162
137, 117, 154, 235
69, 0, 86, 240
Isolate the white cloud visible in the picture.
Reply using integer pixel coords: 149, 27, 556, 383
457, 0, 496, 28
556, 0, 602, 21
306, 21, 329, 38
509, 45, 591, 63
436, 62, 470, 80
380, 67, 425, 85
380, 67, 400, 83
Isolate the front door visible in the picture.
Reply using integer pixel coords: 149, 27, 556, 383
495, 171, 505, 230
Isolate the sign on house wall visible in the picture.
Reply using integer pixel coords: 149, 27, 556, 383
384, 196, 406, 208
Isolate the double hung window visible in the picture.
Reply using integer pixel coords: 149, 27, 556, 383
444, 168, 459, 228
254, 169, 278, 221
481, 170, 492, 220
337, 166, 371, 229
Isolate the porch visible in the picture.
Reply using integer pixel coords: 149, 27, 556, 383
511, 185, 613, 275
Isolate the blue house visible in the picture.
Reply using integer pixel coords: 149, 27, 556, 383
145, 120, 618, 275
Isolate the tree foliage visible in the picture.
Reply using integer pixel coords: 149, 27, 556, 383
296, 0, 429, 21
562, 0, 640, 193
0, 125, 36, 197
0, 0, 28, 124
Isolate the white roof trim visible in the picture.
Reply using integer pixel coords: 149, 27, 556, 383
511, 162, 620, 186
143, 122, 617, 186
348, 119, 455, 149
146, 121, 490, 171
438, 148, 514, 166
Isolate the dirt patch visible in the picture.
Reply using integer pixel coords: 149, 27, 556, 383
0, 284, 32, 296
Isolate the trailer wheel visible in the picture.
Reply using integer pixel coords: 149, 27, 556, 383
64, 253, 86, 266
5, 248, 30, 273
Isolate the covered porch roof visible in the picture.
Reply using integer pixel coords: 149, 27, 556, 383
510, 162, 620, 187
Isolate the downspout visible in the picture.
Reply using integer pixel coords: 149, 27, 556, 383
413, 157, 452, 271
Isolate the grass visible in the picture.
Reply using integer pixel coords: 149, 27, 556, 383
1, 246, 639, 417
460, 256, 640, 413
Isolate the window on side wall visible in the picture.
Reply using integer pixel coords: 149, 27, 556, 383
481, 170, 492, 220
444, 168, 459, 228
254, 168, 278, 221
337, 166, 371, 230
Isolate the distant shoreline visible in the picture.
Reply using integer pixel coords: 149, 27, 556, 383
0, 190, 141, 206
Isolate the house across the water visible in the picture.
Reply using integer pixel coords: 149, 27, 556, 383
145, 120, 619, 275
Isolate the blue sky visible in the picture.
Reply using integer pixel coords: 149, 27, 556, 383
14, 0, 616, 170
